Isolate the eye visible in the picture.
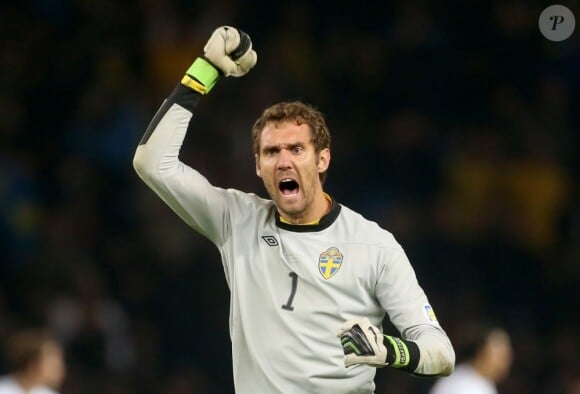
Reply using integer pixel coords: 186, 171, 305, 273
291, 146, 304, 154
264, 148, 278, 156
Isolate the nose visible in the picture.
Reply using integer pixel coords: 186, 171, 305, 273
276, 148, 292, 170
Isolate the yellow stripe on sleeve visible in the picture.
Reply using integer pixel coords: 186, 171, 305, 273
181, 75, 207, 94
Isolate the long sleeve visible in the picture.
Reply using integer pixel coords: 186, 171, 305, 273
377, 245, 455, 376
132, 84, 232, 246
403, 324, 455, 376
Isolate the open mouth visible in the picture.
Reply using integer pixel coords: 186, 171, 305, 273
279, 178, 299, 196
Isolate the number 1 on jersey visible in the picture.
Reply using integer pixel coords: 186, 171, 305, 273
281, 272, 298, 311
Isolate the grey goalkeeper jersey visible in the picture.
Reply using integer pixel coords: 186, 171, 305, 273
133, 86, 455, 393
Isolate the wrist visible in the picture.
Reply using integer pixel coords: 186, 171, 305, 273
182, 57, 220, 94
383, 335, 420, 372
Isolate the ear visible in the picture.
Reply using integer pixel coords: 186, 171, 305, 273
317, 148, 331, 173
255, 154, 262, 178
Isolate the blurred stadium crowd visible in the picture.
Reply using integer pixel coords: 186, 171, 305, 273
0, 1, 578, 393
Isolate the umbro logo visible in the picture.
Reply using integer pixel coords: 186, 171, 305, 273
261, 235, 279, 247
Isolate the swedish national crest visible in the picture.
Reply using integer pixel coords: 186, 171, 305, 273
318, 247, 343, 279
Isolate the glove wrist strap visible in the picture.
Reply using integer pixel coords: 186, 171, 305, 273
383, 335, 420, 372
183, 57, 220, 94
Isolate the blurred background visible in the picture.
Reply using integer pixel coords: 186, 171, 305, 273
0, 0, 578, 393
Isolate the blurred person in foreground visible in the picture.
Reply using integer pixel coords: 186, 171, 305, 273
0, 329, 66, 394
429, 322, 513, 394
133, 26, 455, 393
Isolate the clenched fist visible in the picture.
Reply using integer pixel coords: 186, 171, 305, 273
203, 26, 257, 77
183, 26, 257, 94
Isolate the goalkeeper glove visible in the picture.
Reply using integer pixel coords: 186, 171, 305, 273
337, 317, 416, 370
182, 26, 257, 94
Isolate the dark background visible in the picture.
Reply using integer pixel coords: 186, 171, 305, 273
1, 0, 578, 393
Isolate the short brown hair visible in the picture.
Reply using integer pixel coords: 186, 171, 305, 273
3, 329, 54, 372
251, 101, 332, 182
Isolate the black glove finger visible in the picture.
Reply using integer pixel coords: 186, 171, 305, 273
229, 29, 252, 61
340, 325, 376, 356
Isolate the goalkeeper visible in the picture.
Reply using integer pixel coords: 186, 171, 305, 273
133, 26, 455, 393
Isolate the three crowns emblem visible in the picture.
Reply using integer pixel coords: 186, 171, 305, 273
318, 247, 343, 279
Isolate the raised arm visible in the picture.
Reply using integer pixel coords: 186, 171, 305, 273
133, 26, 256, 244
133, 27, 257, 246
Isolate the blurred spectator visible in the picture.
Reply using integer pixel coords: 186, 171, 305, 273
45, 263, 134, 374
0, 328, 66, 394
429, 321, 513, 394
501, 131, 571, 254
438, 126, 506, 241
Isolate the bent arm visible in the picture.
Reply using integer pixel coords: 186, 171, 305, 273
133, 85, 231, 246
377, 246, 455, 376
133, 26, 256, 249
402, 324, 455, 376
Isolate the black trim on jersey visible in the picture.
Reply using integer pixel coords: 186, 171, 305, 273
275, 198, 341, 232
383, 336, 420, 373
139, 84, 201, 145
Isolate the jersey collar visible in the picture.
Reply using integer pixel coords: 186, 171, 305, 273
275, 196, 341, 232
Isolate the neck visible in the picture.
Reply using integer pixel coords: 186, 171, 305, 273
471, 358, 498, 383
279, 192, 331, 225
13, 371, 39, 391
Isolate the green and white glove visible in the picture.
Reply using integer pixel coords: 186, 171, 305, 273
337, 317, 414, 369
182, 26, 257, 94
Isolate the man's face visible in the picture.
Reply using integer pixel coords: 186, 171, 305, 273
482, 330, 513, 382
255, 120, 330, 221
37, 341, 66, 388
